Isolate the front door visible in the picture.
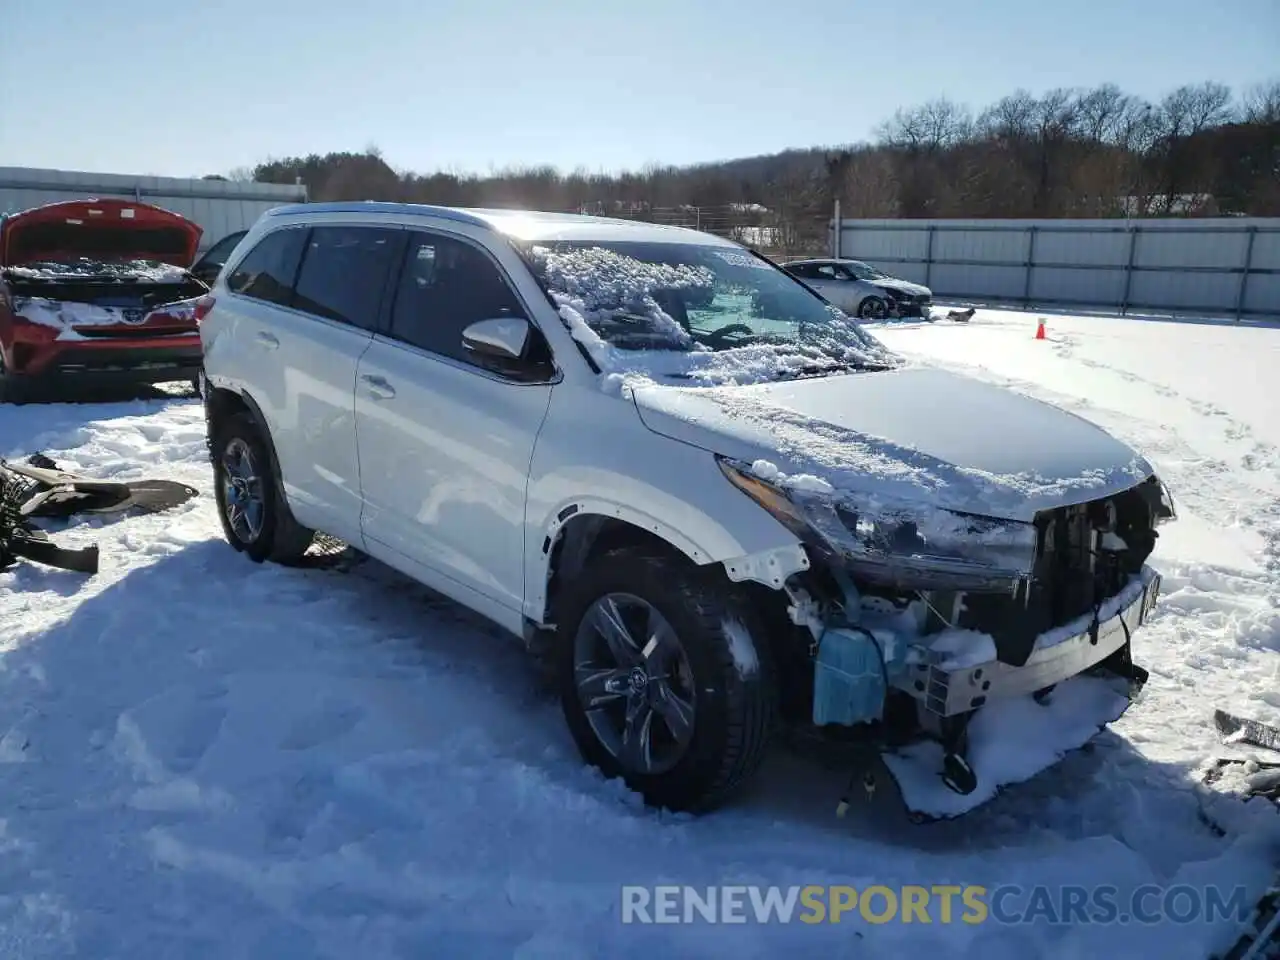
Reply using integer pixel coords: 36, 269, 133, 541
355, 229, 555, 615
806, 263, 861, 311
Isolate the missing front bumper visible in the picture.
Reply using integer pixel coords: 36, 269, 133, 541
892, 570, 1161, 719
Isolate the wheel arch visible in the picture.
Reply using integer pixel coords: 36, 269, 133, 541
528, 502, 810, 629
205, 385, 285, 487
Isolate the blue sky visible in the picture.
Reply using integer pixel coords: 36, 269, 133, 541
1, 0, 1276, 179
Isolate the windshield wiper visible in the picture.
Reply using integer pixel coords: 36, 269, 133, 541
782, 358, 894, 379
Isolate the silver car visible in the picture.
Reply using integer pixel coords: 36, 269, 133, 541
782, 258, 933, 320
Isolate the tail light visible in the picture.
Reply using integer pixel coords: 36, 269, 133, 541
143, 294, 215, 326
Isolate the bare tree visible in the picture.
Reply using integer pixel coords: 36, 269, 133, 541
839, 149, 900, 218
1242, 79, 1280, 123
1147, 82, 1233, 213
878, 97, 972, 152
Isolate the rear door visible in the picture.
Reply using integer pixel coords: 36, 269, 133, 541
222, 222, 403, 542
789, 262, 842, 305
354, 228, 555, 616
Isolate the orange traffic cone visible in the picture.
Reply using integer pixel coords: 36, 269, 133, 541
1034, 319, 1046, 340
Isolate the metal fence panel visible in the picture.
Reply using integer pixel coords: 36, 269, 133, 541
834, 217, 1280, 320
0, 166, 307, 254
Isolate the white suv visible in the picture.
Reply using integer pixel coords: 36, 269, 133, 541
198, 202, 1173, 821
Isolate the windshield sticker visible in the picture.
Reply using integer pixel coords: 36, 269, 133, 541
712, 250, 771, 270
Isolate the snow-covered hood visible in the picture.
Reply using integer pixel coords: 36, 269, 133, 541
0, 198, 202, 268
873, 278, 930, 297
630, 365, 1153, 521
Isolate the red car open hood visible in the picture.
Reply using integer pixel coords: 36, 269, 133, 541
0, 199, 203, 268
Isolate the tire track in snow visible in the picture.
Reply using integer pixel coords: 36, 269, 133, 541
1050, 333, 1280, 484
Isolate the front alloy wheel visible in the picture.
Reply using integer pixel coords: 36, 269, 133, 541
858, 296, 889, 320
574, 592, 697, 776
555, 548, 775, 812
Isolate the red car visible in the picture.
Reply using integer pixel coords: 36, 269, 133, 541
0, 198, 215, 401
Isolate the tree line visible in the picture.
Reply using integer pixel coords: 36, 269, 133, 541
216, 79, 1279, 254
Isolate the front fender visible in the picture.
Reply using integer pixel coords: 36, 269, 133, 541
522, 384, 810, 624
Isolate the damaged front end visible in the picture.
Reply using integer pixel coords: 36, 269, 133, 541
719, 457, 1175, 821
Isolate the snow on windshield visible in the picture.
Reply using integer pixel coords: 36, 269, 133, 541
525, 241, 901, 390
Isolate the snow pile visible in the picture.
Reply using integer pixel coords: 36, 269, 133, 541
13, 297, 137, 338
916, 629, 998, 669
11, 294, 199, 339
748, 458, 834, 495
5, 258, 191, 283
1033, 571, 1154, 652
882, 673, 1134, 818
537, 245, 708, 354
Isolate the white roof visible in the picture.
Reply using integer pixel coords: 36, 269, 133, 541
265, 201, 741, 248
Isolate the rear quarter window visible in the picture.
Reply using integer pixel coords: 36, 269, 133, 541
225, 228, 306, 306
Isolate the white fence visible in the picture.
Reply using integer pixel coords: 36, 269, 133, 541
0, 166, 308, 255
832, 217, 1280, 321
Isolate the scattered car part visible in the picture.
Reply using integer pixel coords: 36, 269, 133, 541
1216, 709, 1280, 753
0, 454, 198, 574
1212, 879, 1280, 960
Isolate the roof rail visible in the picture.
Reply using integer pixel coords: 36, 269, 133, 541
265, 200, 491, 228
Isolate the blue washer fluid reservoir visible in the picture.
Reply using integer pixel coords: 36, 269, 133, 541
812, 627, 894, 727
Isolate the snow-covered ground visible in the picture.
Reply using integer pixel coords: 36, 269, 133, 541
0, 306, 1277, 958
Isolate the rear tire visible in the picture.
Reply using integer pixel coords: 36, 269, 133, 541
211, 410, 314, 564
553, 547, 776, 813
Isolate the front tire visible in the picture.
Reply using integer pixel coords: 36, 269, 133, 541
554, 547, 776, 812
857, 296, 889, 320
211, 410, 314, 564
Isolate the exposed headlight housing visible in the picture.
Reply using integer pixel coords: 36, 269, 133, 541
718, 457, 1037, 592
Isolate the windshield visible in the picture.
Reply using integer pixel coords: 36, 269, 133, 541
520, 239, 894, 372
844, 260, 888, 281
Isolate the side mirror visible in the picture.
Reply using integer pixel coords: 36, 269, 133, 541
461, 315, 531, 362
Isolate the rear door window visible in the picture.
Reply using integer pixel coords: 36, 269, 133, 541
291, 226, 401, 331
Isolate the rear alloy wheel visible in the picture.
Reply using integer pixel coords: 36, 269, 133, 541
858, 296, 889, 320
211, 410, 314, 564
555, 548, 775, 812
220, 437, 266, 546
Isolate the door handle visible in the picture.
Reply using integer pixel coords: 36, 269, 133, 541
360, 374, 396, 399
254, 331, 279, 349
